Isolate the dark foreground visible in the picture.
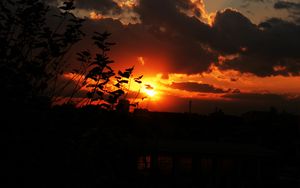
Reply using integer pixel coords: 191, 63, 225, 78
6, 106, 300, 188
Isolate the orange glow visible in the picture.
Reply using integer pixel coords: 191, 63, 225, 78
273, 65, 287, 72
89, 8, 140, 25
218, 54, 239, 65
62, 63, 300, 101
141, 83, 157, 98
207, 13, 216, 26
134, 74, 226, 101
189, 0, 215, 26
240, 47, 248, 52
90, 11, 102, 20
139, 82, 160, 100
59, 58, 300, 112
115, 0, 138, 8
111, 54, 171, 77
137, 56, 145, 66
162, 65, 300, 95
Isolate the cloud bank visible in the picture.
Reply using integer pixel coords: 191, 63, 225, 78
57, 0, 300, 77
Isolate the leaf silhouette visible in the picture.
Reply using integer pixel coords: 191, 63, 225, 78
134, 80, 142, 84
135, 75, 143, 80
145, 84, 154, 90
134, 75, 143, 84
126, 66, 134, 73
118, 70, 130, 78
119, 80, 129, 84
114, 83, 121, 88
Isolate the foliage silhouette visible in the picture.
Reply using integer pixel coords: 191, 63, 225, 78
0, 0, 142, 110
0, 0, 84, 108
71, 32, 143, 110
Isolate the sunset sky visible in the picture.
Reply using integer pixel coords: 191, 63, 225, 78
49, 0, 300, 114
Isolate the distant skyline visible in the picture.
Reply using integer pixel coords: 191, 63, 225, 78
48, 0, 300, 114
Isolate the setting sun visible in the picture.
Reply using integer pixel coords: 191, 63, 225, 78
144, 89, 156, 97
142, 83, 156, 97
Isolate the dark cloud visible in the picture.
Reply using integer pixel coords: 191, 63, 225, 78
170, 82, 228, 93
243, 0, 267, 2
214, 11, 300, 76
133, 0, 215, 73
46, 0, 121, 14
47, 0, 300, 77
75, 0, 121, 14
274, 1, 300, 23
246, 0, 272, 3
211, 9, 259, 54
239, 0, 271, 8
274, 1, 300, 10
135, 0, 211, 42
69, 0, 216, 74
137, 0, 300, 76
223, 93, 286, 101
139, 1, 300, 76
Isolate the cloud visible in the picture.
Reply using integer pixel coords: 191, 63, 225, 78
223, 92, 286, 101
213, 11, 300, 76
137, 1, 300, 76
239, 0, 272, 9
274, 1, 300, 10
211, 9, 259, 54
46, 0, 140, 24
74, 0, 216, 74
169, 82, 228, 93
175, 0, 215, 25
76, 0, 121, 14
47, 0, 121, 14
47, 0, 300, 77
274, 1, 300, 23
242, 0, 269, 2
74, 0, 141, 24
